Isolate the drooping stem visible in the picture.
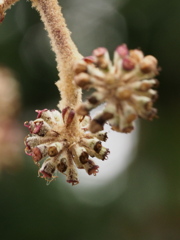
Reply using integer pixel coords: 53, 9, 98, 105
30, 0, 82, 110
0, 0, 20, 22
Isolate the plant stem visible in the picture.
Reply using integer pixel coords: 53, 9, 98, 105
30, 0, 83, 136
30, 0, 82, 110
0, 0, 20, 21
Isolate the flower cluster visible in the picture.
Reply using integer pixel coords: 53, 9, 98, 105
24, 108, 109, 185
74, 44, 159, 133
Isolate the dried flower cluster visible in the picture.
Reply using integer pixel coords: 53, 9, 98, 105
74, 44, 159, 133
1, 0, 159, 185
24, 108, 109, 184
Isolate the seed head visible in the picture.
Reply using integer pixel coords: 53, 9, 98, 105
24, 108, 109, 185
74, 44, 159, 133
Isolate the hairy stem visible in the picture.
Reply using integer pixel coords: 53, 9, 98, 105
0, 0, 20, 21
30, 0, 82, 110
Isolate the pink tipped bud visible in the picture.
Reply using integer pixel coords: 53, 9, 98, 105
32, 144, 48, 162
32, 147, 42, 162
84, 160, 99, 176
24, 121, 34, 132
88, 165, 99, 175
83, 56, 96, 64
39, 170, 52, 179
32, 121, 43, 134
116, 44, 129, 58
93, 47, 107, 57
39, 159, 56, 179
36, 109, 48, 119
122, 56, 135, 71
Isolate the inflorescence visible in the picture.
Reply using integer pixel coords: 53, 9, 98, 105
24, 108, 109, 185
24, 44, 159, 185
74, 44, 159, 133
0, 1, 159, 186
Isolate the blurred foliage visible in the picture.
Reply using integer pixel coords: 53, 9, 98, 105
0, 0, 180, 239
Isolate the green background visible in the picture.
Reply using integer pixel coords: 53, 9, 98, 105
0, 0, 180, 239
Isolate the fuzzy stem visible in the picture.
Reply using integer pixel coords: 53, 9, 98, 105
0, 0, 20, 21
30, 0, 82, 111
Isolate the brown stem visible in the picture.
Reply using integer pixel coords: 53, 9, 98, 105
0, 0, 20, 22
30, 0, 82, 110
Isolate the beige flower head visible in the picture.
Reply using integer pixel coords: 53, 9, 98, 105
24, 108, 109, 185
74, 44, 159, 133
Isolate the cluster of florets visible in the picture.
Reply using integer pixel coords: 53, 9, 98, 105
74, 44, 159, 133
24, 108, 109, 185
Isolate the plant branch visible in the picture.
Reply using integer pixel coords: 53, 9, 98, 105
30, 0, 82, 111
0, 0, 20, 22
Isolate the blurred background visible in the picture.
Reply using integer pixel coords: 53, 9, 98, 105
0, 0, 180, 239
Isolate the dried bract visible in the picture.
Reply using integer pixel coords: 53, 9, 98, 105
74, 44, 159, 133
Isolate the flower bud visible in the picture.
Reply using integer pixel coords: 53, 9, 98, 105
36, 109, 48, 119
116, 87, 132, 100
32, 144, 48, 162
66, 166, 79, 185
57, 158, 67, 173
74, 72, 91, 88
83, 160, 99, 175
74, 146, 89, 164
116, 44, 129, 58
48, 142, 64, 157
122, 56, 135, 71
83, 56, 96, 64
24, 135, 41, 150
62, 107, 75, 127
93, 131, 108, 142
51, 109, 61, 123
73, 60, 87, 74
89, 111, 114, 133
93, 47, 110, 69
76, 104, 89, 116
129, 49, 144, 63
36, 109, 58, 127
39, 158, 56, 180
139, 55, 158, 74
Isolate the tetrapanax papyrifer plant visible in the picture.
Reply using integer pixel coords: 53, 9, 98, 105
0, 0, 159, 185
